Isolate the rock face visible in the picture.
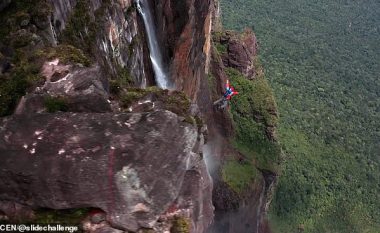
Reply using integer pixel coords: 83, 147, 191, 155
15, 61, 112, 115
0, 109, 211, 232
210, 0, 222, 33
50, 0, 214, 90
42, 62, 109, 107
206, 17, 279, 232
216, 29, 258, 79
0, 0, 283, 232
0, 55, 213, 232
49, 0, 149, 87
152, 0, 213, 100
1, 0, 216, 231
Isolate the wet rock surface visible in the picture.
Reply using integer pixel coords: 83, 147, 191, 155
153, 0, 213, 100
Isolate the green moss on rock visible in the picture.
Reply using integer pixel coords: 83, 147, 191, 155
139, 229, 155, 233
226, 67, 282, 173
125, 4, 137, 17
0, 74, 28, 116
117, 67, 133, 86
170, 216, 191, 233
120, 89, 147, 107
194, 116, 203, 128
163, 92, 191, 117
184, 116, 196, 125
109, 79, 122, 95
0, 50, 44, 116
9, 30, 34, 48
33, 208, 91, 225
207, 73, 219, 101
29, 0, 52, 26
226, 67, 278, 127
44, 96, 69, 113
38, 45, 91, 66
60, 0, 96, 56
0, 0, 51, 42
222, 159, 258, 194
109, 67, 133, 96
120, 87, 191, 117
215, 42, 227, 54
0, 0, 53, 117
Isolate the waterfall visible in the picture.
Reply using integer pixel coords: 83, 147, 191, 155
256, 185, 265, 233
136, 0, 170, 89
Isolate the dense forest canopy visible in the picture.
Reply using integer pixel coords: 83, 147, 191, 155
220, 0, 380, 232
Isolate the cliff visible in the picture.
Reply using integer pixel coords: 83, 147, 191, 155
0, 0, 281, 232
0, 110, 209, 231
0, 0, 213, 232
205, 3, 282, 232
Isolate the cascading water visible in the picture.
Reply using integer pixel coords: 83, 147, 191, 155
256, 185, 265, 233
136, 0, 170, 89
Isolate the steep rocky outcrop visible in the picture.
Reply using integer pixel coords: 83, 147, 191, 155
205, 14, 280, 233
0, 0, 281, 233
0, 0, 216, 111
15, 61, 111, 115
152, 0, 213, 100
48, 0, 215, 94
214, 29, 258, 79
0, 0, 215, 232
0, 56, 213, 233
0, 0, 152, 115
0, 109, 211, 232
48, 0, 150, 86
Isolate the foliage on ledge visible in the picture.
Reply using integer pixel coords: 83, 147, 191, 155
227, 67, 282, 174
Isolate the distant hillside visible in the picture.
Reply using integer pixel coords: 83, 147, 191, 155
220, 0, 380, 232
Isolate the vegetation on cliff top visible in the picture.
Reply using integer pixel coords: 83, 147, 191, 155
170, 216, 191, 233
33, 208, 90, 225
44, 96, 69, 113
0, 208, 92, 226
221, 0, 380, 232
218, 63, 281, 195
227, 67, 281, 174
37, 45, 91, 67
119, 87, 191, 118
222, 158, 258, 194
60, 0, 111, 57
0, 49, 44, 116
0, 0, 90, 117
60, 0, 97, 56
0, 0, 51, 43
0, 0, 51, 117
212, 27, 282, 194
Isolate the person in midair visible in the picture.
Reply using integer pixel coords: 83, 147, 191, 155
214, 79, 239, 109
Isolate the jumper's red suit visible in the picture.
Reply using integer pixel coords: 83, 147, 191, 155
214, 79, 239, 109
223, 79, 239, 100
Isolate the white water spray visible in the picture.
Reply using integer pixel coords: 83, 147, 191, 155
256, 185, 265, 233
136, 0, 170, 89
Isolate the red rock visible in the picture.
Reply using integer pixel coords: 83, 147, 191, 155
219, 29, 258, 79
